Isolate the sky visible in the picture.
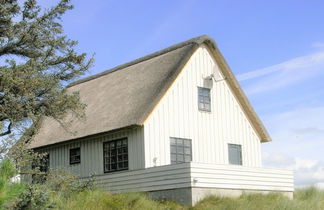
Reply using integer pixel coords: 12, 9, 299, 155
43, 0, 324, 187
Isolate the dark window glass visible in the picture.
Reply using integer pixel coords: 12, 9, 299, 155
103, 138, 128, 173
170, 137, 192, 164
228, 144, 242, 165
70, 148, 81, 165
32, 153, 50, 183
198, 87, 211, 112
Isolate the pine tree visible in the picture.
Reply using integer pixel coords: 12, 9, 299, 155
0, 0, 93, 158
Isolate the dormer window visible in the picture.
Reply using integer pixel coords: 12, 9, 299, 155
198, 87, 211, 112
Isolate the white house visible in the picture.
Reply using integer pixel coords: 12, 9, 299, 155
29, 35, 294, 205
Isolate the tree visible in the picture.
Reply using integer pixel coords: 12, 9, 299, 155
0, 0, 93, 161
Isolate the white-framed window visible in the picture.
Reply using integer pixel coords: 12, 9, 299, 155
198, 87, 211, 112
228, 144, 242, 165
170, 137, 192, 164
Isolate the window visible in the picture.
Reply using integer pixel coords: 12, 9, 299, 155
228, 144, 242, 165
170, 137, 192, 164
103, 138, 128, 173
198, 87, 211, 112
70, 147, 81, 165
32, 153, 50, 183
40, 153, 50, 172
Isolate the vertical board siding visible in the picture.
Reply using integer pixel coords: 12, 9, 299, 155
39, 127, 145, 177
144, 45, 262, 168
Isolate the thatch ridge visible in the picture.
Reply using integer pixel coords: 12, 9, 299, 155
68, 35, 216, 87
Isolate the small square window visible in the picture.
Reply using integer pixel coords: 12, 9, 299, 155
198, 87, 211, 112
70, 148, 81, 165
228, 144, 242, 165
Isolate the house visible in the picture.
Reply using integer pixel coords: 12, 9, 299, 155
29, 35, 294, 205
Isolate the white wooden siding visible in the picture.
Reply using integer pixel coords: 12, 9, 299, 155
190, 163, 293, 192
144, 45, 262, 168
39, 127, 145, 177
89, 162, 293, 193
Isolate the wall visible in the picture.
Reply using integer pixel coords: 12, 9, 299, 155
38, 127, 145, 177
88, 162, 294, 205
143, 45, 262, 168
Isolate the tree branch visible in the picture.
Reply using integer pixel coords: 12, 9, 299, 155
0, 121, 12, 136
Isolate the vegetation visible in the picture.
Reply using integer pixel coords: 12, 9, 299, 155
1, 158, 324, 210
0, 0, 93, 166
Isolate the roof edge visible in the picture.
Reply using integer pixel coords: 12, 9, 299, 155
68, 35, 217, 87
203, 42, 272, 142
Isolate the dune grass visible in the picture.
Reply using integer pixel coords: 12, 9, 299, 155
50, 187, 324, 210
51, 190, 185, 210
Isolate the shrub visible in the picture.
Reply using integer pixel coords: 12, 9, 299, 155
0, 159, 25, 210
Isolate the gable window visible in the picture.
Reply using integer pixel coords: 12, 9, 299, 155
198, 87, 211, 112
103, 138, 128, 173
228, 144, 242, 165
70, 148, 81, 165
170, 137, 192, 164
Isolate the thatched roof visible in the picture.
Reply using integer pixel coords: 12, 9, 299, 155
30, 35, 271, 149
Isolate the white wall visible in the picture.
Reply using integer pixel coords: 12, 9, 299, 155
143, 45, 262, 168
39, 127, 145, 177
89, 162, 293, 193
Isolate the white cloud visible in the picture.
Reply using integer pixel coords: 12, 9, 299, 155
263, 153, 324, 186
262, 106, 324, 187
237, 51, 324, 94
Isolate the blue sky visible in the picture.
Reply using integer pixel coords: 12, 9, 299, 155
45, 0, 324, 186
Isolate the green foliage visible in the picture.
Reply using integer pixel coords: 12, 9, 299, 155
52, 190, 184, 210
43, 187, 324, 210
0, 0, 93, 164
0, 159, 25, 210
192, 188, 324, 210
7, 168, 94, 210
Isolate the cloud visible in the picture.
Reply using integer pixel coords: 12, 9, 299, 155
261, 106, 324, 186
263, 153, 324, 186
237, 51, 324, 94
293, 127, 324, 135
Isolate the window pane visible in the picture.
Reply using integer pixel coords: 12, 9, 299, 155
177, 155, 184, 162
184, 155, 191, 162
171, 154, 177, 161
198, 87, 211, 112
184, 140, 191, 147
171, 145, 177, 153
228, 144, 242, 165
199, 95, 205, 102
103, 138, 128, 172
176, 146, 184, 154
176, 138, 183, 145
184, 147, 191, 155
170, 138, 192, 164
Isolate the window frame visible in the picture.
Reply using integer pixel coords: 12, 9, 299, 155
32, 153, 50, 183
69, 147, 81, 165
170, 137, 192, 164
228, 143, 242, 165
198, 87, 211, 112
103, 138, 129, 173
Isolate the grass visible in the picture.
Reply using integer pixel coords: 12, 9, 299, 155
49, 187, 324, 210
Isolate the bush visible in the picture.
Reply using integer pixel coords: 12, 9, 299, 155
7, 168, 94, 210
0, 159, 25, 210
